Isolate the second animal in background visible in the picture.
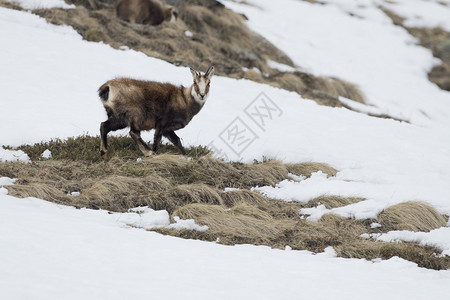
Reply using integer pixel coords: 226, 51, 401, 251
116, 0, 178, 25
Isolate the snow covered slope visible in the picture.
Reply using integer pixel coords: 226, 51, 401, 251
1, 0, 450, 297
1, 193, 450, 300
1, 4, 450, 217
223, 0, 450, 125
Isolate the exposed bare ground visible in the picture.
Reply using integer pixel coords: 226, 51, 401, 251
1, 136, 449, 269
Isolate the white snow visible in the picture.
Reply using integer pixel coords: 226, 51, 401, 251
1, 194, 450, 299
222, 0, 449, 125
41, 149, 52, 159
168, 216, 209, 231
254, 171, 352, 204
1, 0, 450, 297
0, 177, 16, 186
338, 96, 384, 116
7, 0, 75, 10
377, 0, 450, 31
184, 30, 193, 38
115, 207, 171, 229
0, 148, 30, 163
266, 59, 297, 73
370, 222, 382, 229
112, 207, 208, 231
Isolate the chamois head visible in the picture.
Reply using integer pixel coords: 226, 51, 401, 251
190, 63, 215, 104
168, 6, 178, 22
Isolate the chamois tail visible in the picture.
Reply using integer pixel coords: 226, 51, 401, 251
98, 85, 110, 102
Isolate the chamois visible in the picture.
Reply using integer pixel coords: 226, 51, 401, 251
98, 64, 214, 158
116, 0, 177, 26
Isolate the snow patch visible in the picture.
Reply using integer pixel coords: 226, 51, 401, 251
319, 246, 338, 257
266, 60, 297, 72
339, 96, 384, 116
253, 171, 354, 204
0, 148, 30, 163
168, 216, 209, 231
7, 0, 75, 10
115, 207, 208, 231
0, 177, 16, 186
370, 222, 382, 229
116, 207, 171, 229
41, 149, 52, 159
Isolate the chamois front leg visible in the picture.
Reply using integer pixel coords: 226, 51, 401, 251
164, 131, 186, 155
130, 129, 153, 156
100, 118, 127, 158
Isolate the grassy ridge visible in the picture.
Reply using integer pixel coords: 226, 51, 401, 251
7, 135, 210, 162
1, 135, 449, 270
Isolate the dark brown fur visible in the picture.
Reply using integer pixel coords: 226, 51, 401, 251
116, 0, 176, 25
98, 66, 214, 157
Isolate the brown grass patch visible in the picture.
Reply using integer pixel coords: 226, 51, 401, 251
2, 136, 450, 269
377, 202, 448, 232
172, 183, 224, 206
337, 240, 450, 270
306, 195, 365, 209
8, 183, 69, 204
220, 190, 268, 207
3, 0, 368, 108
286, 162, 338, 178
173, 202, 294, 245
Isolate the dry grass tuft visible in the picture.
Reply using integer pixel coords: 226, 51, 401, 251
286, 162, 338, 178
7, 183, 69, 204
336, 241, 450, 270
220, 190, 268, 207
172, 183, 224, 206
173, 203, 295, 245
306, 195, 365, 209
0, 0, 23, 10
377, 202, 448, 232
79, 175, 171, 211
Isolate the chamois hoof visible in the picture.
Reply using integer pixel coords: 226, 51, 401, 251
100, 150, 108, 159
143, 150, 154, 157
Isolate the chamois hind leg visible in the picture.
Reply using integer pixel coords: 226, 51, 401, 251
164, 131, 186, 155
100, 118, 127, 158
129, 129, 153, 156
152, 127, 163, 153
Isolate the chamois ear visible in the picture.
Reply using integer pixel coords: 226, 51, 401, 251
205, 66, 215, 79
190, 67, 198, 79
